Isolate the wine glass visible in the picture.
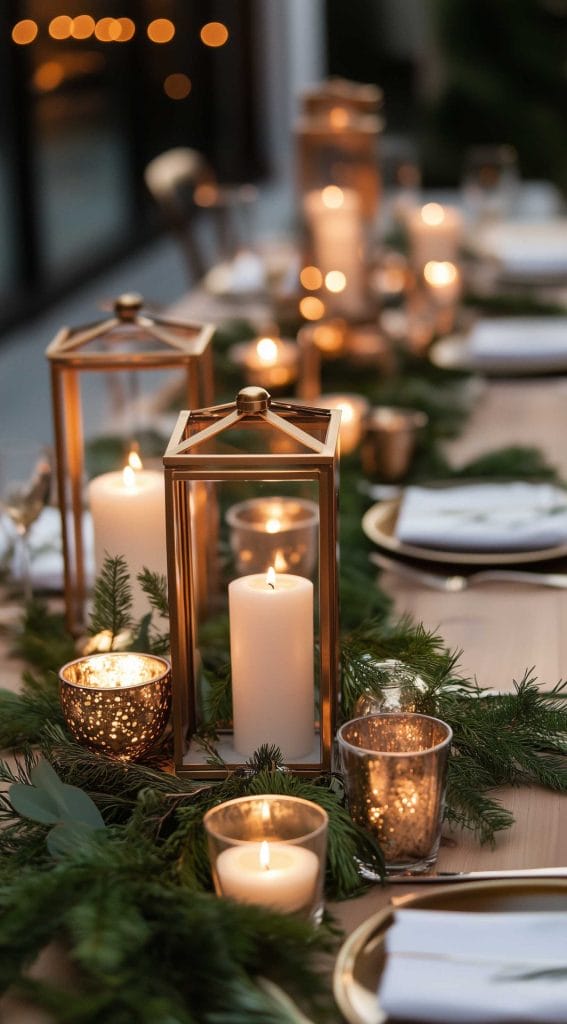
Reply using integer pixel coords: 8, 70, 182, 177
0, 443, 53, 601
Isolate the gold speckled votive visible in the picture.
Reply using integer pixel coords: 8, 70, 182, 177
59, 652, 171, 760
338, 713, 452, 876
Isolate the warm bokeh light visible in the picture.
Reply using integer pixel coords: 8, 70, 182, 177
95, 18, 120, 42
321, 186, 344, 210
421, 202, 445, 226
265, 518, 281, 535
300, 265, 323, 291
338, 401, 354, 423
163, 73, 191, 100
324, 270, 347, 293
12, 20, 38, 45
329, 106, 349, 129
33, 61, 64, 92
312, 323, 344, 353
299, 296, 326, 321
194, 183, 219, 206
256, 337, 279, 365
49, 15, 73, 40
147, 18, 175, 43
71, 15, 95, 39
423, 260, 458, 287
122, 465, 137, 490
127, 449, 143, 471
200, 21, 229, 47
116, 17, 135, 41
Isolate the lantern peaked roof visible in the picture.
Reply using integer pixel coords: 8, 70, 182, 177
46, 293, 214, 369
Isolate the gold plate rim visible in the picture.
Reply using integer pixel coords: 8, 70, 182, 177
361, 497, 567, 567
333, 878, 567, 1024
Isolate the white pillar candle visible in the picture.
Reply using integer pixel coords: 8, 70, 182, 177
303, 186, 366, 316
228, 569, 314, 759
405, 202, 464, 268
215, 840, 319, 913
88, 465, 167, 619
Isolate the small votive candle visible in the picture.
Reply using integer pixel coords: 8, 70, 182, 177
361, 406, 428, 482
405, 203, 464, 269
423, 260, 462, 335
59, 652, 171, 760
204, 794, 328, 921
229, 336, 299, 389
316, 393, 370, 454
226, 496, 319, 577
338, 713, 452, 876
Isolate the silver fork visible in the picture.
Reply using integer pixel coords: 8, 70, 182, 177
369, 551, 567, 591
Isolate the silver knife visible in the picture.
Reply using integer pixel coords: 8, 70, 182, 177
387, 867, 567, 883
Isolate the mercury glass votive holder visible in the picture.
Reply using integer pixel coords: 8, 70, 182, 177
204, 794, 328, 922
361, 406, 428, 482
338, 713, 452, 876
226, 496, 319, 576
59, 652, 171, 760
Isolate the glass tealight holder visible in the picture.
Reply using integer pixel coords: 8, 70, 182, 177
204, 794, 328, 922
338, 713, 452, 876
59, 652, 171, 760
226, 496, 319, 577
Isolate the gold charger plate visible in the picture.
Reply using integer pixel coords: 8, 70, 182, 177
361, 498, 567, 567
333, 878, 567, 1024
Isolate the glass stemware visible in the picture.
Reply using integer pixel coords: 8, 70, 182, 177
0, 443, 53, 601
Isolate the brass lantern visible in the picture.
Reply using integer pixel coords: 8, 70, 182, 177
163, 387, 340, 779
46, 293, 214, 634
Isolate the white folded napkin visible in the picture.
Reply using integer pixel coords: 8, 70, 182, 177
396, 482, 567, 552
1, 507, 94, 591
380, 908, 567, 1023
475, 220, 567, 278
468, 318, 567, 370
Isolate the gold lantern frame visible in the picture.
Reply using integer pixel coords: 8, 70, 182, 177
46, 293, 214, 634
163, 386, 341, 779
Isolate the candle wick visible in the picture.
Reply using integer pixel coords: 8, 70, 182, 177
267, 581, 275, 590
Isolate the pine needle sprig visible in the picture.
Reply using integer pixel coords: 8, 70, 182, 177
137, 568, 169, 618
89, 554, 133, 640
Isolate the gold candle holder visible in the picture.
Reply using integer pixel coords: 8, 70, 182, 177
338, 713, 452, 876
204, 794, 328, 922
229, 336, 299, 390
59, 652, 171, 760
361, 407, 428, 482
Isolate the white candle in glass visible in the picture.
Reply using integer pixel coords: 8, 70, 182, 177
215, 840, 319, 913
406, 202, 463, 268
228, 567, 315, 759
303, 186, 366, 316
88, 456, 166, 618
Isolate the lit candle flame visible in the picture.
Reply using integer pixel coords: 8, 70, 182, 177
274, 550, 287, 572
265, 517, 281, 534
259, 840, 270, 871
261, 800, 271, 822
321, 185, 344, 210
423, 260, 458, 287
266, 566, 276, 590
122, 464, 137, 490
338, 401, 354, 423
325, 270, 347, 293
128, 449, 143, 471
329, 105, 349, 129
256, 337, 279, 366
420, 202, 445, 226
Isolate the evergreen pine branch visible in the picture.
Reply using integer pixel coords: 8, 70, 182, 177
89, 554, 133, 640
0, 678, 64, 750
137, 568, 169, 618
12, 600, 76, 675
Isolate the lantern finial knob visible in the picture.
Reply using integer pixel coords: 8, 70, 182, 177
236, 387, 271, 413
114, 293, 143, 321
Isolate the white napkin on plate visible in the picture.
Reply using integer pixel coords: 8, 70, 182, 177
379, 908, 567, 1023
475, 220, 567, 278
468, 318, 567, 370
396, 482, 567, 552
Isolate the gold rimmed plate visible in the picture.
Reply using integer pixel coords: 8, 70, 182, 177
333, 878, 567, 1024
430, 331, 567, 377
362, 498, 567, 567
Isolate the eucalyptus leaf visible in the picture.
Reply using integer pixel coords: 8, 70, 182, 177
9, 783, 61, 824
31, 757, 105, 828
46, 820, 99, 859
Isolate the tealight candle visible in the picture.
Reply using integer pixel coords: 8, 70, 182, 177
423, 260, 461, 306
229, 336, 299, 389
226, 496, 319, 577
204, 794, 328, 921
228, 567, 315, 759
315, 393, 370, 454
87, 453, 167, 618
405, 202, 464, 268
215, 840, 319, 914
